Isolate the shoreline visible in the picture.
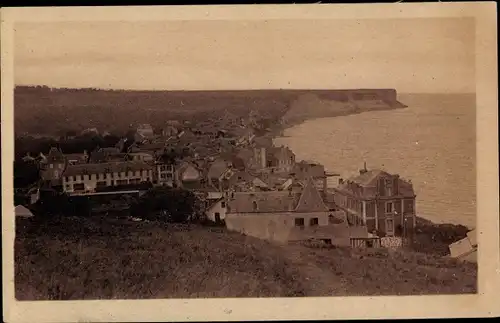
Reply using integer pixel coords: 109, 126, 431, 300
266, 103, 473, 232
269, 103, 407, 138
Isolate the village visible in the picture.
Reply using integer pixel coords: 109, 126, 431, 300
13, 109, 476, 262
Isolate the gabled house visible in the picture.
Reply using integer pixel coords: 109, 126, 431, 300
136, 123, 155, 139
266, 145, 296, 172
127, 151, 155, 163
207, 158, 232, 190
175, 161, 205, 190
177, 129, 197, 142
162, 125, 179, 137
205, 198, 227, 223
40, 147, 66, 185
64, 151, 89, 165
89, 147, 127, 163
292, 161, 329, 194
225, 178, 332, 243
332, 165, 416, 238
251, 145, 295, 172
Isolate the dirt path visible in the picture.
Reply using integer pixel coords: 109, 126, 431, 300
282, 245, 349, 296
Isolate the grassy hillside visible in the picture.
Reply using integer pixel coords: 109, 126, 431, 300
15, 216, 477, 300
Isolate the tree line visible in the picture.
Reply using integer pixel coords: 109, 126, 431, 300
28, 186, 205, 224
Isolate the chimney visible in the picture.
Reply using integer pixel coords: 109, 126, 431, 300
359, 161, 368, 175
260, 147, 266, 169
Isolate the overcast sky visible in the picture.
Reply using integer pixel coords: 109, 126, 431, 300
15, 18, 475, 93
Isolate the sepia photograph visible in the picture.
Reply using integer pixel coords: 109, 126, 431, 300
2, 3, 499, 322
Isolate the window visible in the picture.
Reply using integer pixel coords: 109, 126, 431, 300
322, 239, 332, 245
76, 175, 81, 181
160, 165, 166, 171
83, 175, 88, 181
54, 170, 59, 178
96, 181, 107, 188
135, 171, 141, 177
252, 201, 258, 211
160, 174, 166, 179
117, 179, 128, 185
166, 165, 173, 171
221, 201, 226, 208
385, 178, 393, 196
405, 199, 414, 212
167, 173, 173, 179
385, 202, 394, 214
295, 218, 305, 227
310, 218, 319, 226
128, 171, 133, 177
68, 176, 73, 182
65, 184, 72, 191
73, 183, 84, 191
386, 219, 395, 235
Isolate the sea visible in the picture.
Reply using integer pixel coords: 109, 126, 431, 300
274, 93, 476, 228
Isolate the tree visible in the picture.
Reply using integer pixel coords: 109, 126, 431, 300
31, 191, 91, 218
130, 187, 202, 223
14, 160, 40, 188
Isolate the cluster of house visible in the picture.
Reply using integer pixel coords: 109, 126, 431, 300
21, 119, 421, 249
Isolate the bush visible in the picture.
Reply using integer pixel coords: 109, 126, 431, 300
31, 191, 92, 218
130, 187, 203, 223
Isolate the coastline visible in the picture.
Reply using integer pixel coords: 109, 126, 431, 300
267, 102, 473, 234
270, 101, 407, 138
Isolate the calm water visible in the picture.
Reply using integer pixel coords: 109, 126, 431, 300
275, 93, 476, 228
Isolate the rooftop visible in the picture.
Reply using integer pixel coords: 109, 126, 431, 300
63, 161, 153, 177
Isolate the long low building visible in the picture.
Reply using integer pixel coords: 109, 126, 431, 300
61, 161, 154, 194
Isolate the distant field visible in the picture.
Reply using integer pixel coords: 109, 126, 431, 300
14, 86, 405, 136
15, 216, 477, 300
14, 86, 296, 135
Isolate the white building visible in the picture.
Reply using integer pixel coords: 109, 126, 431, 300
205, 198, 227, 223
61, 161, 154, 194
449, 229, 477, 263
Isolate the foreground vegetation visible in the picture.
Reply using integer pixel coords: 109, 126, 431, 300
15, 216, 477, 300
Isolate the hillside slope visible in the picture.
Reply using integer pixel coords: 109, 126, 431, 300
15, 216, 476, 300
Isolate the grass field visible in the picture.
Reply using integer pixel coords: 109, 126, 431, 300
15, 216, 477, 300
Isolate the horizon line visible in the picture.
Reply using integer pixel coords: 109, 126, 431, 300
14, 84, 476, 95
